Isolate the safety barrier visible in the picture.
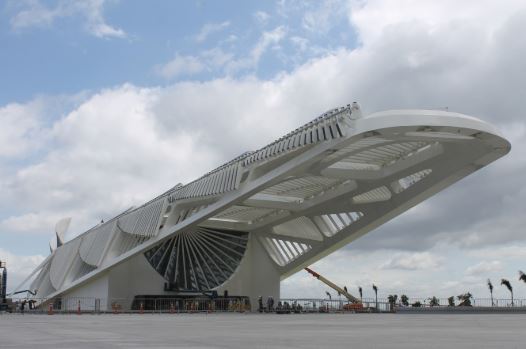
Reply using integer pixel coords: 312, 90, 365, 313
278, 298, 391, 313
130, 297, 251, 314
6, 296, 250, 314
387, 297, 525, 308
5, 296, 525, 314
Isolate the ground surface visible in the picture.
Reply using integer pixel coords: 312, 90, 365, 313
1, 313, 525, 348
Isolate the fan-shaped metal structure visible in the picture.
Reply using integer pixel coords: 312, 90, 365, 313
145, 229, 248, 291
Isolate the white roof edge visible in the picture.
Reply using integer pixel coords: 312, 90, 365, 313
361, 109, 507, 140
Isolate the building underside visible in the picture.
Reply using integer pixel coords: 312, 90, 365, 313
15, 104, 510, 311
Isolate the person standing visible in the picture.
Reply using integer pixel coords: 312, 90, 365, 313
258, 296, 263, 313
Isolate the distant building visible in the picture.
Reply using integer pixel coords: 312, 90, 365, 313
16, 104, 510, 311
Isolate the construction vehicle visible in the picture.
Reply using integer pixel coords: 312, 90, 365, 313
304, 267, 364, 312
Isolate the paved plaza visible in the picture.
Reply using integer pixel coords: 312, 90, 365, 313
1, 313, 526, 348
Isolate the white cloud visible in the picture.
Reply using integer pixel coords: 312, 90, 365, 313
227, 26, 287, 73
349, 0, 526, 44
465, 261, 503, 276
1, 212, 64, 235
195, 21, 230, 43
467, 244, 526, 261
9, 0, 61, 29
254, 11, 270, 25
252, 26, 287, 60
0, 248, 45, 292
157, 26, 287, 79
9, 0, 126, 39
302, 0, 347, 33
201, 48, 234, 69
4, 0, 526, 299
77, 0, 126, 39
380, 252, 442, 270
0, 100, 43, 158
290, 36, 308, 52
155, 49, 236, 80
155, 54, 205, 79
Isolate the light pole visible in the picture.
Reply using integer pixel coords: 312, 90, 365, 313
0, 260, 6, 304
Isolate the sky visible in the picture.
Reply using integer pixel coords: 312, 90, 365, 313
1, 0, 526, 302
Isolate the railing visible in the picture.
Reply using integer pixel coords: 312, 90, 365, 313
278, 298, 391, 313
387, 297, 525, 308
4, 296, 251, 314
130, 297, 251, 314
4, 296, 525, 314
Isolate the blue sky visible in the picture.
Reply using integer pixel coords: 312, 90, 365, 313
1, 0, 526, 300
1, 1, 356, 105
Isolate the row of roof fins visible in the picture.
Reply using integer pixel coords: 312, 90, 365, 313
190, 103, 359, 177
119, 104, 360, 206
55, 103, 361, 244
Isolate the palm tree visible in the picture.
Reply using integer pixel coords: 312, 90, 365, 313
400, 294, 409, 306
457, 292, 473, 306
487, 279, 494, 306
447, 296, 455, 307
519, 271, 526, 283
372, 284, 378, 310
501, 278, 513, 306
325, 291, 332, 300
429, 296, 439, 307
387, 295, 398, 310
358, 286, 363, 301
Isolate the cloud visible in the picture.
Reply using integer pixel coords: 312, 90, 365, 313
0, 100, 44, 159
4, 0, 526, 298
227, 26, 287, 73
83, 3, 126, 39
302, 0, 348, 33
195, 21, 230, 43
155, 48, 235, 80
155, 54, 206, 79
0, 248, 45, 292
380, 252, 442, 270
290, 36, 308, 52
348, 0, 523, 45
254, 11, 270, 25
9, 0, 60, 29
9, 0, 126, 39
465, 261, 503, 276
156, 26, 287, 79
4, 0, 526, 250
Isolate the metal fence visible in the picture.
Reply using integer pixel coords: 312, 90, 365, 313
129, 297, 251, 314
278, 298, 391, 313
388, 297, 525, 308
5, 296, 251, 314
4, 296, 525, 314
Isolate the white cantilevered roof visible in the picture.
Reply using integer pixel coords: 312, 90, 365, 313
20, 104, 511, 298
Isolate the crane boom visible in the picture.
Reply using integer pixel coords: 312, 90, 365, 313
305, 267, 361, 303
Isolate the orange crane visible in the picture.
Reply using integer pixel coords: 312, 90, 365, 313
304, 267, 364, 311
